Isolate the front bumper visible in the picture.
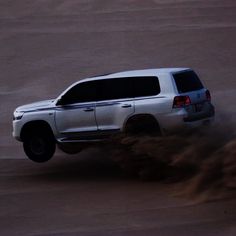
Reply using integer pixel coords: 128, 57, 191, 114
12, 120, 23, 141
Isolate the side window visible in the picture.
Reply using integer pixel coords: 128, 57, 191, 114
62, 81, 97, 105
97, 78, 132, 101
133, 76, 160, 97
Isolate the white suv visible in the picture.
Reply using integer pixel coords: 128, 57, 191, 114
13, 68, 215, 162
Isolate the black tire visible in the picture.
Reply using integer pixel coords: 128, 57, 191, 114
125, 115, 161, 136
23, 131, 56, 163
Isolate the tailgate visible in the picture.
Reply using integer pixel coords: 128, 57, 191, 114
172, 70, 215, 121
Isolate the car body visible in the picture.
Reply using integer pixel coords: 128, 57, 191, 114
13, 68, 215, 162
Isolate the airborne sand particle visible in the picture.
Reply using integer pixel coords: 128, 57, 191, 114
97, 114, 236, 200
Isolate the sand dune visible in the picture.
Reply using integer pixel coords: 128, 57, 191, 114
0, 0, 236, 235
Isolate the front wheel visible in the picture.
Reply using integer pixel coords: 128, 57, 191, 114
23, 132, 56, 163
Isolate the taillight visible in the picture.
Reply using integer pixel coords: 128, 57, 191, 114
173, 96, 191, 108
206, 90, 211, 101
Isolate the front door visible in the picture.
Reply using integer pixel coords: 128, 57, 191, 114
55, 81, 98, 141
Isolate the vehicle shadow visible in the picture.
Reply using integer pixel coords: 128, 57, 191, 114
24, 147, 125, 183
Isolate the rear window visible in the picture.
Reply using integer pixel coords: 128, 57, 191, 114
173, 70, 204, 93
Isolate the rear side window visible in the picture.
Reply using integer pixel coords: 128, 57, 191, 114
173, 70, 204, 93
96, 76, 160, 101
133, 76, 160, 97
97, 78, 132, 101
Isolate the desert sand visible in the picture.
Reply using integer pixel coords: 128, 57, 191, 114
0, 0, 236, 235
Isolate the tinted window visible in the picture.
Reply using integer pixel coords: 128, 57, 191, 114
173, 70, 203, 93
97, 78, 132, 101
62, 81, 97, 104
133, 76, 160, 97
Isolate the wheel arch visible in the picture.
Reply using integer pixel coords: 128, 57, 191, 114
20, 120, 55, 141
124, 113, 162, 134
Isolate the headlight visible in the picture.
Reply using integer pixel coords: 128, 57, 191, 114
13, 111, 24, 120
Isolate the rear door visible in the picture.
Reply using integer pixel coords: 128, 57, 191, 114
95, 78, 134, 133
133, 76, 162, 114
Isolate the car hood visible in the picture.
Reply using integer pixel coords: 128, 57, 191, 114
16, 99, 55, 112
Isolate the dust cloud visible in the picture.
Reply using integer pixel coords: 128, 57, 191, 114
98, 110, 236, 199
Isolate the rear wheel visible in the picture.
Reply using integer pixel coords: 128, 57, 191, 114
23, 131, 56, 163
125, 115, 161, 136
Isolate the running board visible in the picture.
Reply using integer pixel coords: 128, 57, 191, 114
57, 129, 120, 143
57, 138, 106, 143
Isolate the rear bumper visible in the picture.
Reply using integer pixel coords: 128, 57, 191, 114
159, 102, 215, 133
183, 116, 214, 128
183, 103, 215, 122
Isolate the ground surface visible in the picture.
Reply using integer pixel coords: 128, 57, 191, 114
0, 0, 236, 235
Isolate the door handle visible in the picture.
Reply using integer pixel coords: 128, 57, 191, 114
121, 104, 132, 108
83, 107, 94, 112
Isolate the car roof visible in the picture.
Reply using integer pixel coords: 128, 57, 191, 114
82, 68, 190, 82
59, 68, 191, 98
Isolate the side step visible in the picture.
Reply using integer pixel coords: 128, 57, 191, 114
57, 138, 106, 143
